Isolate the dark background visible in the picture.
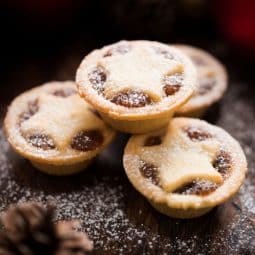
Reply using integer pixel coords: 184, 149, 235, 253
0, 1, 255, 254
1, 0, 255, 100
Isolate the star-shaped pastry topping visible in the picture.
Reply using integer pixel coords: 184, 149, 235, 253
20, 93, 104, 150
138, 127, 223, 193
98, 45, 183, 100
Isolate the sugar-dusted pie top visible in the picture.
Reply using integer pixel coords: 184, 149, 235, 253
124, 118, 247, 209
76, 40, 197, 120
4, 81, 116, 164
174, 45, 228, 114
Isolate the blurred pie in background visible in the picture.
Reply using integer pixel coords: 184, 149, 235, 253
174, 44, 228, 117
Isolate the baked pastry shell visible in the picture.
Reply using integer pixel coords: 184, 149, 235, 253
4, 81, 116, 175
174, 45, 228, 118
76, 41, 197, 133
123, 117, 247, 218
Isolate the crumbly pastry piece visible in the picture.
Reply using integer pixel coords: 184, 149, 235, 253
76, 40, 197, 133
173, 44, 228, 117
4, 81, 116, 175
123, 118, 247, 218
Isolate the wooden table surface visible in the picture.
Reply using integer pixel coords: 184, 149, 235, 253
0, 43, 254, 255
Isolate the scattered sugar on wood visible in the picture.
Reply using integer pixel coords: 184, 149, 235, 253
0, 82, 255, 254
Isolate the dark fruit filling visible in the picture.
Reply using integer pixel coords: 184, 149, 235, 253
26, 133, 55, 150
52, 88, 76, 97
144, 136, 162, 146
19, 99, 39, 124
139, 160, 160, 186
104, 43, 131, 57
213, 150, 232, 179
163, 73, 184, 96
71, 130, 103, 152
88, 67, 107, 94
163, 84, 181, 96
184, 126, 212, 142
174, 180, 218, 196
111, 90, 152, 108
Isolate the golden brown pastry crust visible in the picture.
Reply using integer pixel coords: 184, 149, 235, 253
76, 40, 197, 133
4, 81, 116, 175
173, 45, 228, 117
123, 118, 247, 218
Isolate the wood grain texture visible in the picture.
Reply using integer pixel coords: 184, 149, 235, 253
0, 45, 254, 255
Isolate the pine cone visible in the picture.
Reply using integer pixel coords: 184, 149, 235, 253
0, 203, 93, 255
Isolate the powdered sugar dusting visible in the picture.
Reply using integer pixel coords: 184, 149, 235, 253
0, 80, 255, 254
174, 179, 218, 195
164, 73, 184, 86
111, 90, 153, 108
0, 129, 161, 254
88, 67, 106, 94
26, 133, 56, 150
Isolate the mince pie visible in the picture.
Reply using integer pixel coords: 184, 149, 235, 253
76, 40, 197, 133
172, 45, 228, 117
4, 81, 116, 175
123, 118, 247, 218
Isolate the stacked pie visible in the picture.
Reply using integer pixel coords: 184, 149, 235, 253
76, 40, 197, 133
4, 40, 247, 218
